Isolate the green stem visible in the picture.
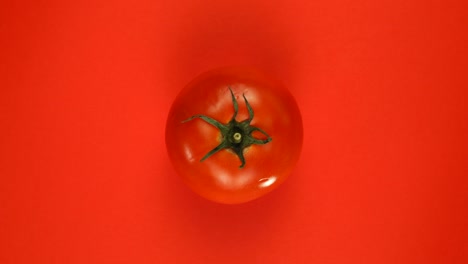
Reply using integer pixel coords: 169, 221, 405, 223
183, 87, 272, 168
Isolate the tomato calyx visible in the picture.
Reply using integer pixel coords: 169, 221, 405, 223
182, 88, 272, 168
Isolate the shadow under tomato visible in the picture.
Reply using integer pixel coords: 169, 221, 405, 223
161, 0, 299, 98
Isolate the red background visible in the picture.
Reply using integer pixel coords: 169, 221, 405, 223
1, 0, 467, 263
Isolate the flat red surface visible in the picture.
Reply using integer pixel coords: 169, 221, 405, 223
1, 0, 467, 263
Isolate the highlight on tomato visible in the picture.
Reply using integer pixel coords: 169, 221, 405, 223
165, 67, 303, 204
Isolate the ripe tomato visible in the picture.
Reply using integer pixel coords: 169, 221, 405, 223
165, 67, 303, 204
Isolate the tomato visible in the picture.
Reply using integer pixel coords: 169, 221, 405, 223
165, 67, 303, 204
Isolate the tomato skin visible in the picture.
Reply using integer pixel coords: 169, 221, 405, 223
165, 67, 302, 204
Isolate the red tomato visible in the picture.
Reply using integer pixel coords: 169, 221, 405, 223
165, 67, 303, 204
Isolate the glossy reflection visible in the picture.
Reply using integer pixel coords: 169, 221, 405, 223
258, 176, 277, 188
